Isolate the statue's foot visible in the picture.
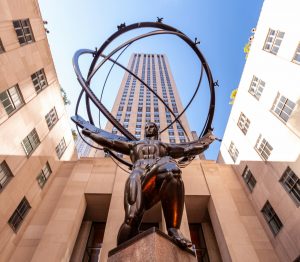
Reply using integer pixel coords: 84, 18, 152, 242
167, 228, 192, 248
117, 222, 139, 245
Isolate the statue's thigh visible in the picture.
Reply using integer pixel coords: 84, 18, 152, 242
141, 171, 161, 210
141, 161, 181, 210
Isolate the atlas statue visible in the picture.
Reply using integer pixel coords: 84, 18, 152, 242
82, 123, 216, 247
72, 21, 218, 248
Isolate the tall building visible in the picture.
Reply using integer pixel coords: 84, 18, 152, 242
0, 0, 75, 260
105, 53, 193, 144
218, 0, 300, 261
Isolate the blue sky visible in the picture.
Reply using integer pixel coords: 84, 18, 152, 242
39, 0, 264, 160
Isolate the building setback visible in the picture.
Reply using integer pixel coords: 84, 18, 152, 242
218, 0, 300, 261
0, 0, 75, 260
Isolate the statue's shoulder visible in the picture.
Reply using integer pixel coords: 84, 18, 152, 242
132, 139, 145, 146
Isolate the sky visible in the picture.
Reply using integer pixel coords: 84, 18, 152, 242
39, 0, 264, 160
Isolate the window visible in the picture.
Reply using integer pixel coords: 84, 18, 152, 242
22, 129, 40, 156
56, 138, 67, 159
263, 29, 285, 55
170, 138, 175, 143
138, 107, 143, 112
280, 167, 300, 206
126, 106, 131, 112
0, 38, 5, 53
249, 76, 265, 100
255, 135, 273, 161
37, 162, 52, 188
118, 106, 123, 111
228, 141, 239, 163
8, 197, 31, 232
261, 201, 283, 235
0, 85, 24, 115
45, 107, 58, 130
241, 166, 256, 192
13, 19, 35, 46
0, 161, 13, 190
31, 69, 47, 93
237, 112, 250, 135
272, 94, 295, 123
180, 139, 186, 143
292, 42, 300, 64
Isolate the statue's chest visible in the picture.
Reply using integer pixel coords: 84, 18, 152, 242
137, 142, 159, 159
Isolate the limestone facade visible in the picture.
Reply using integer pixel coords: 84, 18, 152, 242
4, 157, 281, 262
0, 0, 75, 260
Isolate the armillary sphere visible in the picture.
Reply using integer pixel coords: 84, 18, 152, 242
72, 19, 216, 169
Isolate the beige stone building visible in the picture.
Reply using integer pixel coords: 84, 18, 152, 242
218, 0, 300, 261
0, 1, 294, 262
0, 0, 75, 260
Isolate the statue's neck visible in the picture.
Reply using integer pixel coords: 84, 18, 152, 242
145, 136, 156, 141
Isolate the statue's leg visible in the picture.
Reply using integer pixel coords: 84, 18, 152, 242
117, 169, 144, 245
158, 161, 192, 247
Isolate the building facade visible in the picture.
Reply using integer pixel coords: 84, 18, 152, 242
105, 53, 192, 144
218, 0, 300, 261
0, 0, 75, 260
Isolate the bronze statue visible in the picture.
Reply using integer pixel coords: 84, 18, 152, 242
82, 122, 216, 247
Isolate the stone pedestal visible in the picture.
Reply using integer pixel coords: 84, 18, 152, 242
108, 227, 197, 262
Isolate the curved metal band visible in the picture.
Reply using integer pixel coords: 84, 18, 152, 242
86, 22, 215, 137
73, 47, 190, 140
72, 21, 216, 168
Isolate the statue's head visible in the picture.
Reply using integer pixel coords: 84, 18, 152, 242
145, 122, 159, 139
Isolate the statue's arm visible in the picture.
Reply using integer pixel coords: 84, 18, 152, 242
166, 130, 216, 158
82, 129, 132, 155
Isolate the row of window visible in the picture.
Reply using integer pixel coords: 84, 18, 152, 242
241, 165, 299, 235
228, 133, 273, 163
231, 89, 296, 162
0, 160, 53, 231
0, 69, 48, 118
263, 28, 300, 64
248, 75, 296, 124
0, 19, 35, 55
1, 157, 60, 194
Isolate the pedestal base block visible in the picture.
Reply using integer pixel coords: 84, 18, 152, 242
108, 227, 196, 262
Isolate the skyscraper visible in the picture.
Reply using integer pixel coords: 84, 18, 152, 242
105, 53, 192, 143
218, 0, 300, 261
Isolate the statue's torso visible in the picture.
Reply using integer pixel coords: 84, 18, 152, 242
130, 139, 167, 168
